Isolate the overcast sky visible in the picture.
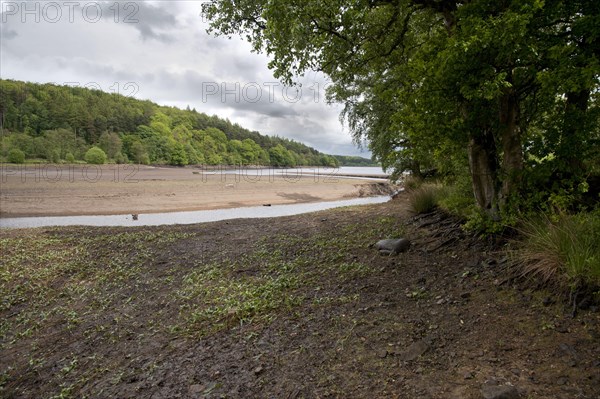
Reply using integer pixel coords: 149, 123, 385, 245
0, 0, 371, 157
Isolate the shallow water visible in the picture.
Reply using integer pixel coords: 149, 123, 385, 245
0, 196, 390, 229
213, 166, 388, 181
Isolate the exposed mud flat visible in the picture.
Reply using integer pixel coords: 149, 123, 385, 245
1, 194, 599, 398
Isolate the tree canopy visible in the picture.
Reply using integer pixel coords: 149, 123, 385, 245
206, 0, 600, 219
0, 79, 340, 167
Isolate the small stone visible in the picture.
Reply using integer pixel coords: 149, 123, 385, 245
481, 384, 520, 399
464, 371, 474, 380
254, 366, 264, 375
378, 350, 388, 359
510, 369, 521, 376
436, 299, 446, 305
556, 376, 568, 386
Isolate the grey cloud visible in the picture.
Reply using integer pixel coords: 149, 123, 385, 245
0, 24, 18, 40
0, 7, 19, 41
150, 69, 299, 119
99, 1, 178, 43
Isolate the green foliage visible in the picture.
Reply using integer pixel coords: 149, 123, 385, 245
49, 149, 61, 163
84, 147, 107, 165
333, 155, 378, 167
514, 211, 600, 288
98, 132, 122, 160
65, 152, 75, 163
114, 152, 127, 164
206, 0, 600, 223
268, 144, 296, 167
438, 177, 477, 219
168, 142, 188, 166
7, 148, 25, 164
0, 79, 335, 166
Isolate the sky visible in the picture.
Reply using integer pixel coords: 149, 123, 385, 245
0, 0, 372, 157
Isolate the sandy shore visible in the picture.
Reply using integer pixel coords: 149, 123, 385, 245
0, 164, 392, 217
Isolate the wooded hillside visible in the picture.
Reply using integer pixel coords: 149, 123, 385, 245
0, 79, 339, 167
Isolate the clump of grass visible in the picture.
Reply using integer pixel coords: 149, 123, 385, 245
402, 174, 423, 191
514, 211, 600, 288
408, 184, 444, 214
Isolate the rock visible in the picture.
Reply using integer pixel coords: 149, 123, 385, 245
398, 338, 430, 361
374, 238, 411, 255
254, 366, 264, 375
481, 384, 520, 399
464, 371, 475, 380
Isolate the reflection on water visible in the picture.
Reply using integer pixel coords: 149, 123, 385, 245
0, 196, 390, 229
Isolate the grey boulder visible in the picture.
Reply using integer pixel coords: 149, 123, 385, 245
374, 238, 411, 255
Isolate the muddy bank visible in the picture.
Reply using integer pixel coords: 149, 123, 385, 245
0, 194, 598, 398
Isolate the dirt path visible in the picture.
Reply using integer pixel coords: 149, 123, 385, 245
0, 195, 598, 398
0, 165, 390, 217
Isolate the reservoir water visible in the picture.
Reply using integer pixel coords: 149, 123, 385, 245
0, 196, 390, 229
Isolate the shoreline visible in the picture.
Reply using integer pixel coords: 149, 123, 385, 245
0, 165, 394, 218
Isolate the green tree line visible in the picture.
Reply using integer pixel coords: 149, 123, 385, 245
205, 0, 599, 221
0, 79, 339, 167
333, 155, 379, 167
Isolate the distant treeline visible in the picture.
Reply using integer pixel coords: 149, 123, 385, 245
0, 79, 339, 167
333, 155, 378, 167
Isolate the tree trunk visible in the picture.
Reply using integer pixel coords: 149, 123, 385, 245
468, 129, 500, 219
499, 88, 523, 207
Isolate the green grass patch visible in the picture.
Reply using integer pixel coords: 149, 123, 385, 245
408, 184, 445, 214
514, 211, 600, 288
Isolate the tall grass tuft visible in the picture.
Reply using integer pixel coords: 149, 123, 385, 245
408, 184, 444, 214
514, 211, 600, 288
402, 175, 423, 191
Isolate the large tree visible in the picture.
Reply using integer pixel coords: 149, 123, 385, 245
206, 0, 599, 219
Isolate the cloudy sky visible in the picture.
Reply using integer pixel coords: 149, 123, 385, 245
0, 0, 371, 157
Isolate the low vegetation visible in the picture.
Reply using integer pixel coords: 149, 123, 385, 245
514, 211, 600, 291
407, 184, 445, 214
0, 213, 402, 381
83, 146, 107, 165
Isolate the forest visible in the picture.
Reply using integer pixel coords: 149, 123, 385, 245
0, 79, 341, 168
